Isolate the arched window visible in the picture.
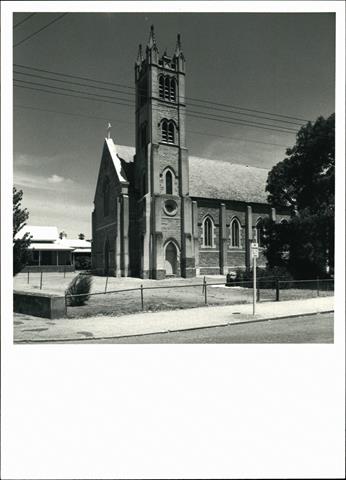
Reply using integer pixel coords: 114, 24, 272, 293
159, 76, 164, 99
164, 77, 170, 99
165, 169, 173, 194
230, 218, 241, 247
168, 122, 175, 143
203, 216, 214, 247
161, 120, 168, 142
103, 177, 110, 217
170, 78, 176, 101
256, 218, 265, 246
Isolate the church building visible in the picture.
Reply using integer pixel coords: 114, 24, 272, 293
92, 27, 288, 279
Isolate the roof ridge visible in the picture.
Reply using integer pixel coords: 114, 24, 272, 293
189, 154, 269, 171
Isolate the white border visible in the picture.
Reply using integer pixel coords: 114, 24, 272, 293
2, 2, 345, 479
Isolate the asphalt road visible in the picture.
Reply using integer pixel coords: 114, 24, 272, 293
71, 312, 333, 344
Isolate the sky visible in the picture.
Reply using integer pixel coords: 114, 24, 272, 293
12, 11, 335, 238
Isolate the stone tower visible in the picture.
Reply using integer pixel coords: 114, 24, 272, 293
133, 26, 195, 279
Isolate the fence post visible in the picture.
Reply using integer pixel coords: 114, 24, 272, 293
257, 287, 260, 302
105, 276, 109, 293
40, 271, 43, 290
202, 276, 206, 294
316, 277, 320, 297
275, 279, 280, 301
204, 277, 208, 305
64, 266, 66, 278
140, 284, 144, 311
27, 270, 30, 284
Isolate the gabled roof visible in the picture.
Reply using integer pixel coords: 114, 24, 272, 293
104, 138, 130, 183
15, 225, 59, 242
189, 155, 269, 204
111, 144, 269, 204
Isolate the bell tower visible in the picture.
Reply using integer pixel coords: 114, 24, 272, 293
134, 26, 195, 279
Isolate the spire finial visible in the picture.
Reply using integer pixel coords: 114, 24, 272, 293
107, 122, 112, 139
174, 33, 183, 57
136, 43, 143, 65
148, 24, 155, 48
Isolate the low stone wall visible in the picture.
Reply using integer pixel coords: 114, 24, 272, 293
14, 291, 66, 319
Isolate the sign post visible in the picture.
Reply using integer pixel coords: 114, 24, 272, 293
251, 232, 259, 315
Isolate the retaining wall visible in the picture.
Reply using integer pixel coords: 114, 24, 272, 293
14, 291, 66, 319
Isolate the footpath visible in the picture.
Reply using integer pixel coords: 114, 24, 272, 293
13, 296, 334, 343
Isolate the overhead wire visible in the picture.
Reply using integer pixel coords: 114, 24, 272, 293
13, 74, 300, 133
13, 13, 36, 29
14, 104, 291, 148
13, 62, 309, 123
13, 13, 68, 48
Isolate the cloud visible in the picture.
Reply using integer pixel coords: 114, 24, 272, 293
47, 174, 74, 184
14, 172, 75, 190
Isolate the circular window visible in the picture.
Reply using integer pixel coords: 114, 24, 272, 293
163, 199, 178, 216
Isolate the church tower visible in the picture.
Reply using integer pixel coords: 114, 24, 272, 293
133, 26, 195, 279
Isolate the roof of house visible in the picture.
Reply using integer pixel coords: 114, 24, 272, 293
59, 238, 91, 249
114, 143, 269, 204
27, 243, 73, 251
15, 225, 59, 242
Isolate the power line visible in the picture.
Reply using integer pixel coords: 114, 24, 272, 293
14, 104, 291, 148
14, 81, 298, 135
14, 69, 303, 127
14, 13, 68, 48
13, 76, 299, 133
13, 13, 36, 29
14, 62, 309, 123
14, 63, 134, 90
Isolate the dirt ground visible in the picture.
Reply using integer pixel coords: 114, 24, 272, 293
13, 272, 332, 318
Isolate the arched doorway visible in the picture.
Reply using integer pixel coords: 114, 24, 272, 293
104, 239, 110, 275
165, 241, 178, 275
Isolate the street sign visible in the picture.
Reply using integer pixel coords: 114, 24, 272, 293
251, 243, 259, 258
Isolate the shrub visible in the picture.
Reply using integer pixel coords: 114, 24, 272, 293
235, 266, 294, 289
65, 273, 93, 306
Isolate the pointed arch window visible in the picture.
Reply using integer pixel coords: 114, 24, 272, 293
202, 216, 214, 248
164, 77, 170, 99
161, 120, 168, 142
103, 177, 110, 217
168, 122, 175, 143
170, 78, 176, 101
256, 218, 265, 246
161, 120, 175, 144
159, 76, 165, 99
230, 217, 241, 247
164, 169, 173, 194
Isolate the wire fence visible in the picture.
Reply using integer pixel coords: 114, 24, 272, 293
62, 276, 334, 319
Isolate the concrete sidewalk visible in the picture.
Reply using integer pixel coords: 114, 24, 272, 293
13, 296, 334, 343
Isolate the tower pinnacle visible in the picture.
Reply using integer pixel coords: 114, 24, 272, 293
174, 33, 183, 57
147, 25, 156, 49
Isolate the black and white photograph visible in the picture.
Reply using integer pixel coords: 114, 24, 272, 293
2, 1, 345, 479
11, 9, 337, 344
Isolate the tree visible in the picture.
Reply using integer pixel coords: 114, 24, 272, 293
13, 187, 31, 275
78, 233, 85, 240
264, 114, 334, 278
